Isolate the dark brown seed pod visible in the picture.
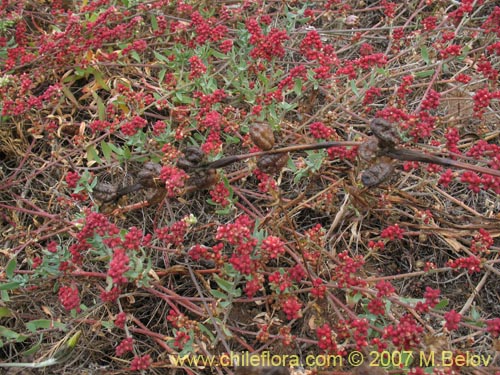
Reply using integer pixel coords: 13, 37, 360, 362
93, 183, 118, 202
137, 162, 162, 188
187, 169, 218, 190
257, 152, 289, 174
358, 136, 380, 162
177, 147, 205, 170
249, 123, 275, 151
370, 118, 400, 148
361, 162, 394, 187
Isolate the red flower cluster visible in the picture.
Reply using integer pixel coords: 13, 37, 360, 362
100, 286, 121, 303
486, 318, 500, 338
121, 116, 147, 136
471, 229, 493, 254
421, 89, 441, 110
316, 323, 338, 352
311, 278, 326, 299
210, 182, 230, 207
269, 271, 291, 293
332, 251, 366, 288
416, 286, 440, 313
309, 122, 336, 140
444, 310, 462, 331
383, 314, 423, 350
376, 280, 395, 297
244, 278, 262, 298
188, 55, 207, 79
130, 354, 152, 371
58, 285, 80, 311
381, 224, 404, 241
159, 166, 188, 197
281, 295, 302, 320
116, 337, 134, 357
289, 264, 306, 283
246, 19, 288, 61
114, 312, 127, 329
439, 44, 461, 59
65, 171, 80, 188
448, 255, 482, 274
438, 169, 454, 187
261, 236, 286, 259
108, 248, 130, 285
156, 220, 188, 247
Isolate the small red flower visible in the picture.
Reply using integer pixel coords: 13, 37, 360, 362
130, 354, 152, 371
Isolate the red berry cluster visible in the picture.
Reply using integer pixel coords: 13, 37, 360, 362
309, 122, 337, 140
332, 251, 366, 288
65, 171, 80, 188
415, 286, 440, 313
130, 354, 152, 371
486, 318, 500, 338
159, 166, 189, 197
188, 55, 207, 79
209, 182, 230, 207
420, 89, 441, 110
108, 248, 130, 285
246, 18, 289, 61
316, 323, 338, 353
156, 220, 188, 247
444, 310, 462, 331
116, 337, 134, 357
114, 312, 127, 329
448, 255, 482, 274
120, 116, 147, 136
58, 285, 80, 311
261, 235, 286, 259
100, 286, 121, 303
281, 295, 302, 320
381, 224, 404, 241
383, 314, 423, 350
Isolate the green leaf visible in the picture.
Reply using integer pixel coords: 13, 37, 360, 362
0, 281, 22, 291
151, 14, 158, 30
130, 50, 141, 63
26, 320, 67, 333
0, 307, 12, 318
101, 141, 112, 162
197, 323, 215, 342
154, 51, 168, 63
5, 257, 16, 279
159, 69, 167, 84
349, 80, 360, 97
421, 46, 430, 64
213, 274, 234, 294
414, 69, 434, 78
293, 78, 303, 96
22, 335, 42, 356
210, 289, 228, 299
0, 326, 21, 341
94, 72, 110, 91
433, 298, 449, 310
86, 145, 102, 165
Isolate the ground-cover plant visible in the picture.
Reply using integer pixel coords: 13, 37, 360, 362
1, 0, 499, 374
